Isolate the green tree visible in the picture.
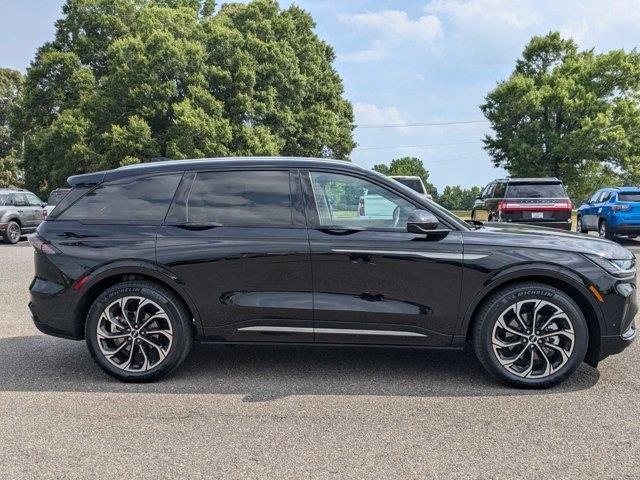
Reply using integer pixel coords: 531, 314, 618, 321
0, 68, 23, 187
437, 185, 482, 211
482, 31, 640, 201
373, 156, 436, 195
13, 0, 355, 193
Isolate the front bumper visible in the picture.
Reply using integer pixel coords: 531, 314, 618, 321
600, 321, 636, 359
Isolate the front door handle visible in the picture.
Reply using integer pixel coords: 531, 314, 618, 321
317, 227, 361, 235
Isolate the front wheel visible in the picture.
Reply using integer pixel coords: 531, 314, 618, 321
473, 282, 588, 388
3, 220, 21, 244
85, 281, 193, 382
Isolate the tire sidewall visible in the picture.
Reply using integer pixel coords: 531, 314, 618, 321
477, 285, 588, 387
86, 283, 190, 381
5, 221, 20, 244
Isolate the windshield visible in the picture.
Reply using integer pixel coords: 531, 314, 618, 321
618, 192, 640, 202
505, 183, 566, 198
393, 178, 425, 194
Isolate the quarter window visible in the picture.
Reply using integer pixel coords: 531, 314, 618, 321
57, 173, 182, 224
183, 170, 293, 226
308, 172, 416, 230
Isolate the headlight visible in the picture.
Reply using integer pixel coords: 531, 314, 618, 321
586, 254, 636, 278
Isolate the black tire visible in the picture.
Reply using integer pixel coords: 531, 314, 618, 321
85, 280, 193, 382
473, 282, 588, 389
576, 215, 588, 233
3, 220, 21, 244
599, 219, 614, 240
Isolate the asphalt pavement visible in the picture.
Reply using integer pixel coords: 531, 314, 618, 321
1, 238, 639, 479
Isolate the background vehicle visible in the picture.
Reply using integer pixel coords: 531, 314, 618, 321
0, 188, 45, 244
29, 158, 635, 387
44, 188, 71, 218
472, 177, 572, 230
576, 187, 640, 239
390, 175, 433, 199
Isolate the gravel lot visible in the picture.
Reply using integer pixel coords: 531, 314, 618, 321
1, 239, 639, 479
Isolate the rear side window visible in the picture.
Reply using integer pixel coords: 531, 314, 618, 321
618, 192, 640, 202
493, 182, 507, 198
57, 173, 182, 224
48, 190, 70, 206
180, 170, 293, 226
505, 183, 566, 198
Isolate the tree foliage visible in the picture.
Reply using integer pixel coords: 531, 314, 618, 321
13, 0, 355, 193
437, 185, 481, 211
0, 68, 23, 187
482, 31, 640, 201
373, 156, 436, 195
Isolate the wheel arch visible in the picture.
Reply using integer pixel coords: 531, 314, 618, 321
461, 269, 603, 367
71, 265, 203, 340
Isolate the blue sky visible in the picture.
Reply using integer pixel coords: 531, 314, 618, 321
2, 0, 639, 191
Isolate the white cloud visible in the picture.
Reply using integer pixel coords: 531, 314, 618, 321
338, 10, 442, 63
424, 0, 541, 31
353, 102, 413, 135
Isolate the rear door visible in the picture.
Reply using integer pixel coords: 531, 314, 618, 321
583, 190, 601, 229
156, 168, 313, 343
473, 183, 494, 221
25, 193, 45, 229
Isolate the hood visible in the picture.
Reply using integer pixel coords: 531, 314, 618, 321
464, 222, 633, 260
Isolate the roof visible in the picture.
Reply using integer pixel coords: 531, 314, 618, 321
0, 188, 28, 194
495, 177, 561, 183
67, 156, 366, 187
611, 186, 640, 191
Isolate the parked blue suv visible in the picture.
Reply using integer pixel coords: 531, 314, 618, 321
577, 187, 640, 239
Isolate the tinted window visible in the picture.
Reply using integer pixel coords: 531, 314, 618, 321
393, 178, 425, 194
48, 190, 70, 206
58, 173, 182, 224
483, 183, 495, 198
184, 171, 292, 226
309, 171, 416, 230
618, 192, 640, 202
493, 182, 507, 198
505, 183, 566, 198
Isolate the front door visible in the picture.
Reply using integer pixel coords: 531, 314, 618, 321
302, 170, 464, 347
156, 169, 313, 343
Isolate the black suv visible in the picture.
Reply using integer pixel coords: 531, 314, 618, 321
472, 178, 572, 230
29, 158, 636, 387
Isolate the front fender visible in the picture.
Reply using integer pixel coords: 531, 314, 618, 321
455, 262, 605, 339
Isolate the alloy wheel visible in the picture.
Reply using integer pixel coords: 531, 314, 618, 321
96, 296, 173, 372
491, 299, 575, 378
8, 223, 20, 243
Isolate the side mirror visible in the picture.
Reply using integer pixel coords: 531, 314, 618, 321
41, 203, 47, 208
476, 194, 482, 200
407, 209, 439, 234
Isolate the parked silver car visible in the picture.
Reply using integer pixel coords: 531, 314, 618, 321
0, 188, 45, 244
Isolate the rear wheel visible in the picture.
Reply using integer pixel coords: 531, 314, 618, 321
85, 281, 193, 382
599, 219, 614, 240
3, 220, 21, 244
473, 282, 588, 388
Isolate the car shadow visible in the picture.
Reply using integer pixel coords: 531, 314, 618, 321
0, 335, 599, 400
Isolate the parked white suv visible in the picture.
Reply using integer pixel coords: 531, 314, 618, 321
390, 176, 433, 199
